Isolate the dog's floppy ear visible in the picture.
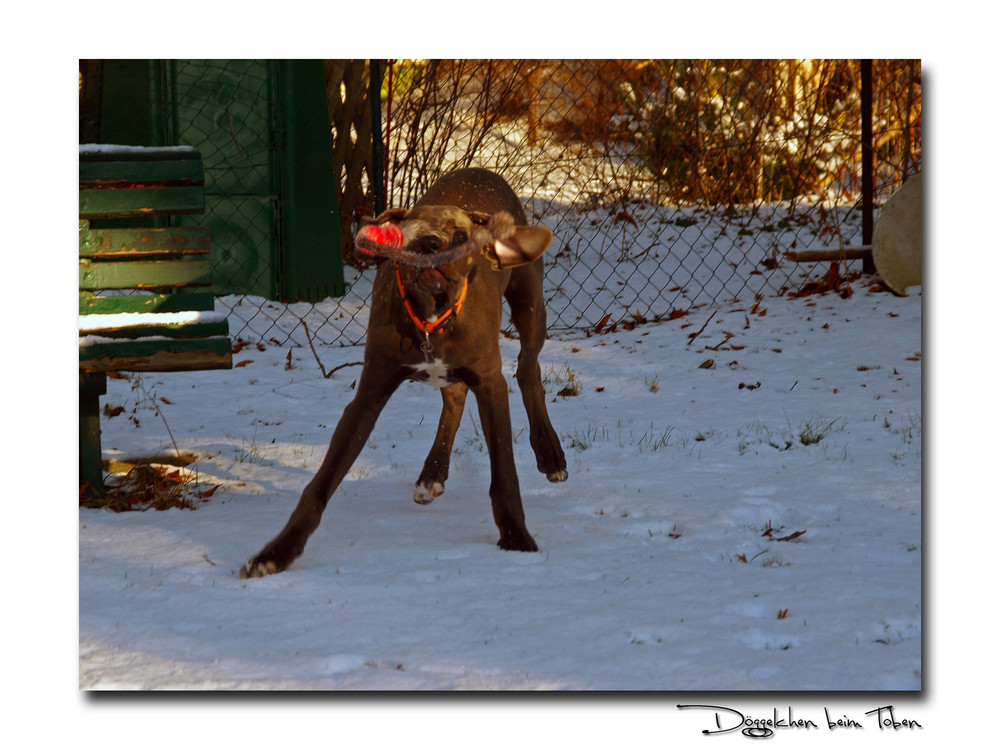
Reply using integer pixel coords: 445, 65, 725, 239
491, 226, 553, 268
481, 212, 553, 269
362, 207, 408, 227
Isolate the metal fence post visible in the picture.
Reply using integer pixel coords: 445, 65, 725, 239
370, 59, 385, 216
861, 59, 875, 274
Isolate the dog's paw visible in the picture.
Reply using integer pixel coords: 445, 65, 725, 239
546, 469, 568, 483
239, 557, 279, 579
239, 540, 301, 579
498, 529, 539, 553
414, 480, 444, 505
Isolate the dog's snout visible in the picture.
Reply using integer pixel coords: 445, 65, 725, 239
410, 234, 444, 255
412, 228, 469, 256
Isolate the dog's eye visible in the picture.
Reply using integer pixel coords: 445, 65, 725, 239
451, 230, 468, 247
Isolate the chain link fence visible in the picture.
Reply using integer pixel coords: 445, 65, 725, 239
79, 59, 921, 347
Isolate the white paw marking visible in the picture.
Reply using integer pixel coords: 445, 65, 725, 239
414, 480, 444, 504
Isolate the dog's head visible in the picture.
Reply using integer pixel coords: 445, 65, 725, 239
355, 205, 553, 324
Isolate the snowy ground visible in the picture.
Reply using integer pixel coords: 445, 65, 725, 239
79, 278, 921, 691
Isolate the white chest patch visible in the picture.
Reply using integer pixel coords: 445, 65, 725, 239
409, 358, 452, 389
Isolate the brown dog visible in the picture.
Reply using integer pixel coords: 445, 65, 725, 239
240, 168, 567, 578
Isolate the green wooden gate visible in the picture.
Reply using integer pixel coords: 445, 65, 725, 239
80, 59, 345, 303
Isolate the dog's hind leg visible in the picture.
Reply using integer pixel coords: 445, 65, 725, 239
472, 371, 538, 552
414, 382, 468, 504
505, 265, 568, 483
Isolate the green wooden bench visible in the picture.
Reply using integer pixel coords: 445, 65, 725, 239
79, 145, 233, 499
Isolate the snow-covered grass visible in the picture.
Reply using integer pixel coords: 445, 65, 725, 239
80, 278, 921, 691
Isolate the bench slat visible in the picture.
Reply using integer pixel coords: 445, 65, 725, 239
80, 258, 213, 290
80, 319, 229, 341
79, 158, 203, 185
79, 291, 216, 315
80, 225, 210, 258
79, 337, 233, 373
79, 185, 206, 219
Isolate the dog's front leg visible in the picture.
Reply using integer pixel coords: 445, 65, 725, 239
240, 365, 405, 578
414, 382, 468, 503
473, 372, 539, 552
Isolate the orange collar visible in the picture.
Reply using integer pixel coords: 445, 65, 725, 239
395, 265, 468, 335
